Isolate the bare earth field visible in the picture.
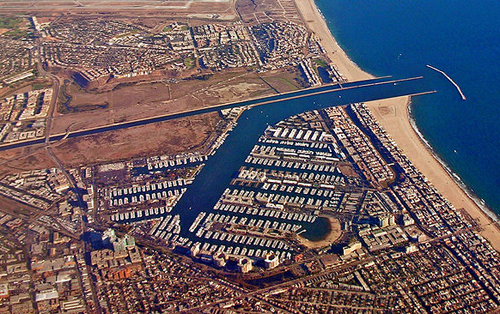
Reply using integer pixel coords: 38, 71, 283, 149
236, 0, 303, 25
53, 112, 220, 167
51, 70, 301, 134
0, 146, 56, 177
0, 112, 219, 179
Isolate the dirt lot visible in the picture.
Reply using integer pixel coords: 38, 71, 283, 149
0, 195, 40, 219
0, 146, 56, 178
338, 162, 360, 178
52, 112, 220, 167
236, 0, 302, 25
0, 112, 219, 179
59, 80, 172, 114
51, 69, 301, 135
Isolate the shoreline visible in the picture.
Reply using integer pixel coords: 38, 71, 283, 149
406, 102, 500, 229
295, 0, 500, 252
407, 102, 498, 219
298, 217, 342, 249
366, 95, 500, 252
293, 0, 372, 82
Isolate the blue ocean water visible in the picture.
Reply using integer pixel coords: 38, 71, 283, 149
316, 0, 500, 216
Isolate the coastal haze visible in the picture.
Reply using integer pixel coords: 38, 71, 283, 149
0, 0, 499, 313
0, 0, 231, 10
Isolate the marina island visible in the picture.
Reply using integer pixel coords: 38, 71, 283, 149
0, 0, 499, 312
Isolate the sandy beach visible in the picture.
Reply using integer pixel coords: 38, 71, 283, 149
293, 0, 372, 82
294, 0, 500, 252
367, 97, 500, 252
298, 217, 342, 249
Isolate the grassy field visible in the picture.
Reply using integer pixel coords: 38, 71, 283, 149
0, 16, 31, 39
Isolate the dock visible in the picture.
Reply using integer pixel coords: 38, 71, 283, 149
426, 65, 466, 100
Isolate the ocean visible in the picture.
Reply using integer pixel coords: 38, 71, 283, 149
316, 0, 500, 217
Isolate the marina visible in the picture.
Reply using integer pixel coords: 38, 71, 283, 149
88, 73, 436, 270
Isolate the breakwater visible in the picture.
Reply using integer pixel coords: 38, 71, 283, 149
426, 65, 466, 100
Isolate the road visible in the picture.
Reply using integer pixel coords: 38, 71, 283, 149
0, 76, 434, 151
178, 221, 478, 314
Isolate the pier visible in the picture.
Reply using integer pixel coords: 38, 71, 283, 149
426, 65, 466, 100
